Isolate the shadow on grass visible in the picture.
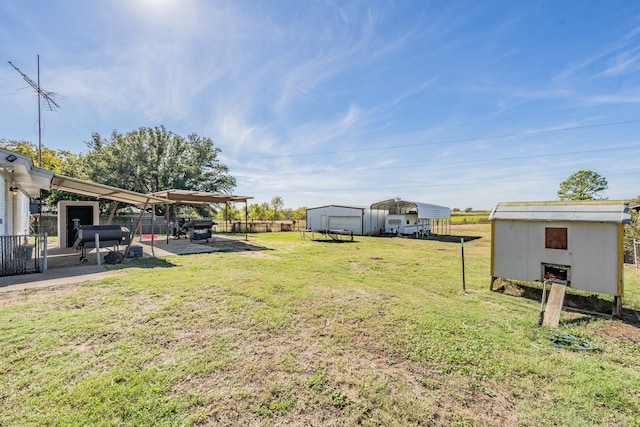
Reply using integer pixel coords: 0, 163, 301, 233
110, 257, 178, 270
311, 239, 357, 244
493, 279, 640, 327
424, 234, 482, 243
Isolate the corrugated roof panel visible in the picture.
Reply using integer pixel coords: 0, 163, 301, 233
369, 199, 450, 219
489, 201, 631, 223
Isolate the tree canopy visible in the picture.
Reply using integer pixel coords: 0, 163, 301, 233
557, 170, 608, 201
84, 126, 235, 195
0, 139, 76, 174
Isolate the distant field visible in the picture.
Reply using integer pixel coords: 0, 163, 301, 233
450, 211, 491, 224
1, 224, 638, 426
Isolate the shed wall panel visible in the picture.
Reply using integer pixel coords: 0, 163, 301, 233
306, 206, 365, 235
493, 220, 620, 295
328, 216, 361, 232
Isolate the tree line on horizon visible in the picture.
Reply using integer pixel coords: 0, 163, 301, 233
1, 129, 637, 241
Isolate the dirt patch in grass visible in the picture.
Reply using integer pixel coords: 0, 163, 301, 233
592, 320, 640, 343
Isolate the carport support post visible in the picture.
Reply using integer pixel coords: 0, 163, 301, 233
119, 199, 149, 264
245, 199, 248, 241
107, 202, 119, 225
165, 203, 170, 244
150, 204, 156, 257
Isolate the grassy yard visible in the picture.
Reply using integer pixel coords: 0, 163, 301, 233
1, 224, 639, 426
450, 211, 491, 224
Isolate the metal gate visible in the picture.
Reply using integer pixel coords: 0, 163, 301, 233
0, 234, 47, 276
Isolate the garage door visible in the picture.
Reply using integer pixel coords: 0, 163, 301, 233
328, 216, 361, 234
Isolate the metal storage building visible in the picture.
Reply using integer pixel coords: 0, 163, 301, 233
306, 205, 385, 236
489, 201, 631, 314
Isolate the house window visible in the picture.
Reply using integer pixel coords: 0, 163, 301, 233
545, 227, 567, 250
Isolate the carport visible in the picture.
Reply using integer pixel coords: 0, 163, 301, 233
51, 174, 171, 261
369, 198, 451, 236
149, 189, 253, 244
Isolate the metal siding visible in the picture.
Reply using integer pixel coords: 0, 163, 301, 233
492, 220, 532, 281
415, 203, 451, 220
567, 223, 618, 295
15, 192, 30, 235
492, 220, 621, 295
305, 206, 364, 235
328, 216, 361, 233
0, 178, 7, 235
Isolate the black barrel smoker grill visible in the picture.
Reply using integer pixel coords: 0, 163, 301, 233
174, 217, 214, 242
73, 225, 132, 263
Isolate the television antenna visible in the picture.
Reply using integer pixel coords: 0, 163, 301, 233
8, 55, 61, 167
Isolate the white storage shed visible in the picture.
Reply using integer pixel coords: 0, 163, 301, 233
489, 201, 631, 313
306, 205, 385, 236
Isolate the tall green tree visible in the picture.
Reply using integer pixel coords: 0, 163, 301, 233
290, 206, 307, 221
270, 196, 284, 221
79, 126, 236, 214
84, 126, 235, 195
248, 202, 269, 220
557, 170, 608, 201
0, 139, 76, 174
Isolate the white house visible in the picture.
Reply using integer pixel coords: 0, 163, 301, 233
489, 201, 631, 314
0, 148, 53, 236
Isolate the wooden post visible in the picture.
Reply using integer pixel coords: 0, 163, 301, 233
634, 239, 638, 270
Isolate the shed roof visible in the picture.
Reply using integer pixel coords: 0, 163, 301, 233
369, 198, 450, 219
489, 201, 631, 224
306, 204, 366, 211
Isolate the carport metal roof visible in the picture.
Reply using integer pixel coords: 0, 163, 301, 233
370, 198, 451, 219
51, 175, 169, 206
149, 189, 252, 205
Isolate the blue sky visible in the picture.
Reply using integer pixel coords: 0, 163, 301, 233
1, 0, 639, 210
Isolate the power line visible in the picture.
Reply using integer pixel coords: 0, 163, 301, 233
239, 170, 640, 194
242, 144, 640, 177
241, 119, 640, 161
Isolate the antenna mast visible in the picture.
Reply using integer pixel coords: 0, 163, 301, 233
8, 55, 60, 167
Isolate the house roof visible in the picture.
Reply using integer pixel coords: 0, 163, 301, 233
0, 148, 54, 198
489, 201, 631, 224
369, 198, 451, 219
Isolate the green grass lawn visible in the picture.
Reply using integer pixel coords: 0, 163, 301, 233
450, 211, 491, 224
1, 224, 639, 426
